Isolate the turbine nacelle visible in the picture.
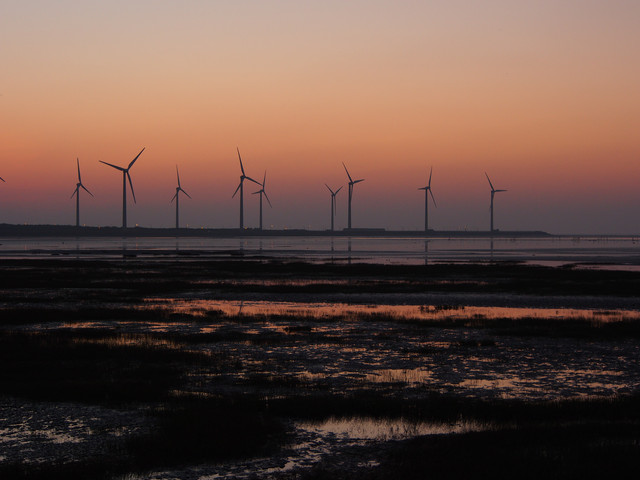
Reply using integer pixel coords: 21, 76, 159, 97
419, 167, 437, 207
71, 159, 94, 199
171, 166, 192, 203
253, 171, 272, 207
100, 147, 144, 204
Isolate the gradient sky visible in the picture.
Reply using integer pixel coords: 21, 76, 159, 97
1, 1, 639, 233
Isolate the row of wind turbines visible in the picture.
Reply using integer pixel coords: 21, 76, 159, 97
8, 148, 508, 232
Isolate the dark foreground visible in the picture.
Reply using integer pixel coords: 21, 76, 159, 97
1, 258, 639, 479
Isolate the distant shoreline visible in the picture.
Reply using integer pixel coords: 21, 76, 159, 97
0, 223, 558, 238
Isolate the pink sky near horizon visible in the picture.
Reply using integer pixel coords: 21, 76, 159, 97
1, 1, 639, 233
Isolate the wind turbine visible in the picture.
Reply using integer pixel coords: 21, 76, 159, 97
252, 171, 272, 231
485, 172, 507, 232
418, 167, 437, 232
325, 184, 342, 232
342, 163, 364, 230
99, 147, 145, 228
232, 148, 261, 229
171, 165, 192, 229
71, 158, 94, 227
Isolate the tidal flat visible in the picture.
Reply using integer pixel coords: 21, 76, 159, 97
1, 257, 640, 479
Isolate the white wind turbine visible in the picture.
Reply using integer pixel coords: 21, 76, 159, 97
232, 148, 261, 229
71, 158, 94, 227
418, 167, 437, 232
342, 163, 364, 230
485, 172, 507, 232
171, 165, 192, 229
99, 147, 145, 228
325, 184, 342, 232
252, 171, 272, 231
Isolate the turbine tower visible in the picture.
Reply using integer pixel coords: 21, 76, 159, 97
485, 172, 507, 233
100, 147, 145, 228
325, 184, 342, 232
171, 165, 192, 229
232, 148, 261, 229
71, 158, 94, 227
342, 163, 364, 230
252, 171, 272, 231
418, 167, 437, 232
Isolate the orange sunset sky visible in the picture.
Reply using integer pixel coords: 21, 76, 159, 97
1, 1, 639, 233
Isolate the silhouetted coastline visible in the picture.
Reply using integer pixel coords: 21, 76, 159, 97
0, 223, 551, 238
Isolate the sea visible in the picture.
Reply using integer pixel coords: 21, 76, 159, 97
1, 235, 640, 268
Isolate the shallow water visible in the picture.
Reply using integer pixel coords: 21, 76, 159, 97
2, 235, 640, 267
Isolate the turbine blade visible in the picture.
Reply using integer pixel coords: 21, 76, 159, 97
232, 182, 242, 198
485, 172, 495, 191
419, 187, 427, 191
180, 188, 192, 199
496, 189, 508, 193
325, 184, 334, 194
127, 171, 136, 204
128, 147, 145, 169
100, 161, 125, 171
0, 176, 4, 182
342, 162, 353, 182
245, 176, 261, 186
430, 188, 437, 208
77, 158, 81, 183
176, 165, 181, 187
252, 190, 261, 195
263, 170, 267, 188
81, 184, 94, 197
354, 179, 365, 184
428, 166, 433, 187
170, 192, 177, 203
237, 147, 245, 175
335, 186, 342, 194
71, 187, 78, 199
264, 191, 272, 207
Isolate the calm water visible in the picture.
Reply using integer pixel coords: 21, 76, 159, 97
1, 235, 640, 267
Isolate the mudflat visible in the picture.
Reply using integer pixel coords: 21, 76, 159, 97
1, 257, 639, 479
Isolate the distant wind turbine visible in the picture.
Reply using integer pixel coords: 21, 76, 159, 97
325, 184, 342, 232
99, 147, 145, 228
252, 171, 272, 231
232, 148, 261, 229
485, 172, 507, 232
418, 167, 437, 232
171, 165, 192, 229
342, 163, 364, 230
71, 158, 94, 227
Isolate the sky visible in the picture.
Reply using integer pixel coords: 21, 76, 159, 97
1, 0, 639, 234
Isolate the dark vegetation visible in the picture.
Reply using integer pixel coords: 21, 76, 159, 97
303, 421, 640, 480
1, 258, 640, 479
2, 258, 640, 298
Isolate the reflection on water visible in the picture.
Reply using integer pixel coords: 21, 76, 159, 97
3, 236, 640, 268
